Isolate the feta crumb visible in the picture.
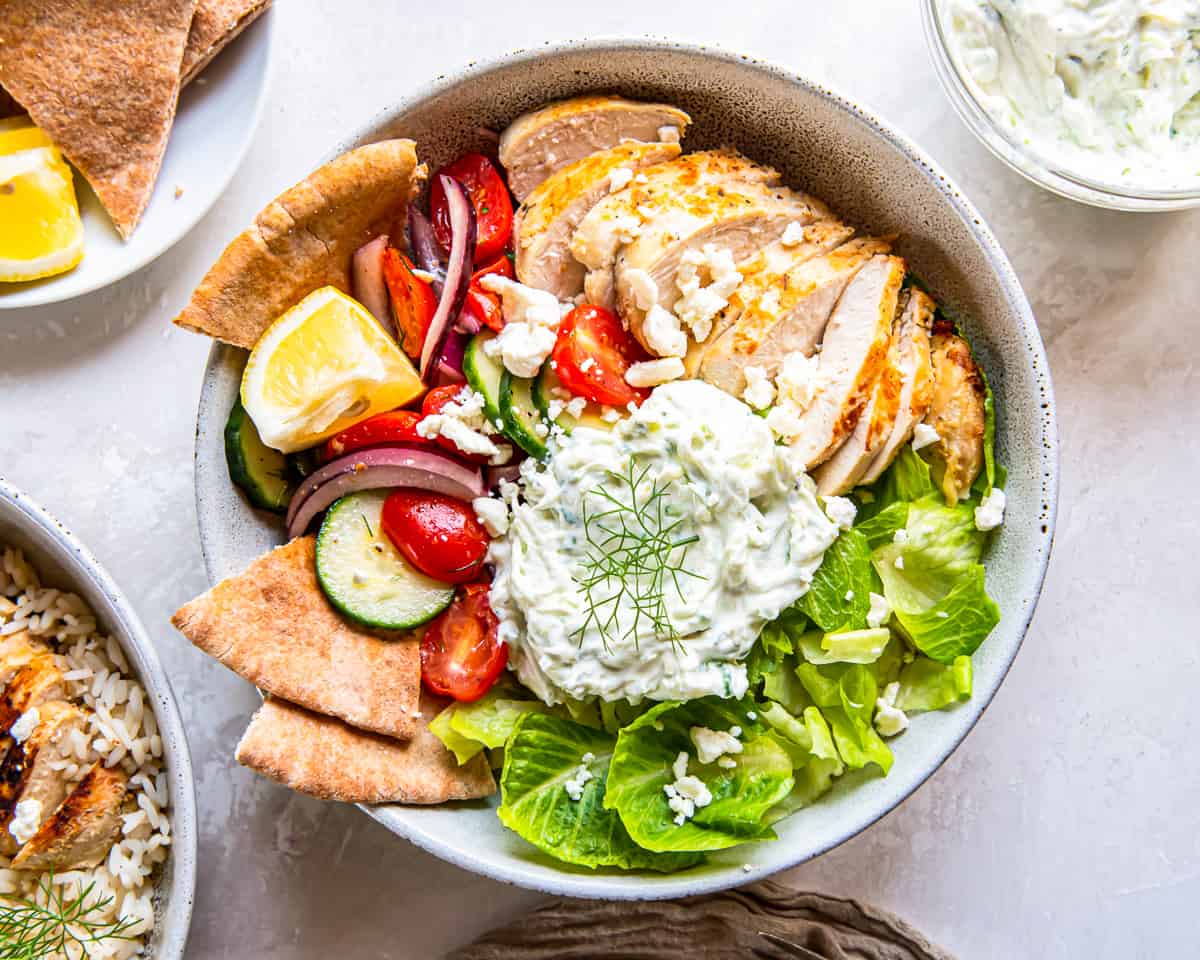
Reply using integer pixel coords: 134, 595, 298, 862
658, 124, 682, 143
663, 775, 713, 825
742, 366, 776, 410
579, 356, 596, 373
746, 711, 757, 721
894, 555, 905, 570
8, 799, 41, 845
742, 864, 753, 873
673, 244, 741, 342
564, 759, 595, 801
608, 166, 634, 192
625, 357, 684, 388
874, 682, 909, 738
780, 222, 807, 247
472, 497, 508, 537
642, 305, 687, 358
729, 726, 742, 738
911, 421, 941, 451
975, 487, 1006, 531
625, 269, 659, 311
10, 708, 38, 744
866, 592, 891, 629
717, 757, 738, 769
936, 611, 950, 619
479, 275, 569, 377
600, 405, 622, 423
823, 495, 857, 531
893, 528, 910, 545
564, 396, 588, 419
844, 589, 855, 602
672, 751, 689, 781
774, 351, 822, 410
417, 387, 509, 463
690, 726, 743, 765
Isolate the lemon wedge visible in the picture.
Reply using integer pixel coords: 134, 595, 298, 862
0, 146, 85, 283
0, 117, 54, 156
242, 286, 425, 453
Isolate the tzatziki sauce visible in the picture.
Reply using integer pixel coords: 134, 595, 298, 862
941, 0, 1200, 189
487, 380, 838, 706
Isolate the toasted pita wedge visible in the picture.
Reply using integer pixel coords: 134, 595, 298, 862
236, 695, 496, 804
173, 139, 425, 349
181, 0, 272, 86
0, 0, 197, 239
172, 536, 422, 740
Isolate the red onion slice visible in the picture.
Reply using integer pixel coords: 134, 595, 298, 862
419, 175, 475, 380
285, 445, 484, 539
407, 205, 445, 291
351, 235, 392, 336
485, 464, 522, 490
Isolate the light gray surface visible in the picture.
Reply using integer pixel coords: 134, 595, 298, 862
0, 2, 1194, 957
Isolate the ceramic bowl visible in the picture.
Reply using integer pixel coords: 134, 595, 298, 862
193, 39, 1058, 899
0, 479, 197, 955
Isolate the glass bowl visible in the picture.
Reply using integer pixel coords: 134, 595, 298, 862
921, 0, 1200, 212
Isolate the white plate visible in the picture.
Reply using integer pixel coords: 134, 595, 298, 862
0, 8, 275, 309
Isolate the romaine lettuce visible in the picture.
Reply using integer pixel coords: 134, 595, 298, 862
763, 705, 844, 821
430, 686, 547, 764
823, 664, 893, 774
895, 654, 973, 712
800, 528, 874, 632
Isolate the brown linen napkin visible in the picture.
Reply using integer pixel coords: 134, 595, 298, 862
447, 880, 956, 960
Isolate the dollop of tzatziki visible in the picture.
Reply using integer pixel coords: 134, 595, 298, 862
488, 380, 838, 705
941, 0, 1200, 188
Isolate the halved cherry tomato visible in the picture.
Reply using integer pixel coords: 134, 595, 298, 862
420, 583, 506, 702
320, 410, 424, 462
551, 305, 652, 407
430, 154, 514, 263
459, 256, 515, 333
421, 384, 497, 464
382, 247, 437, 360
381, 489, 490, 584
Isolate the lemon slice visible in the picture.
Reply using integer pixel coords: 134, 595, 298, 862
0, 118, 54, 156
0, 146, 85, 283
242, 286, 426, 453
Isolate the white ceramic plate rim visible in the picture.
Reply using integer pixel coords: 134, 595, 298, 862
194, 36, 1059, 900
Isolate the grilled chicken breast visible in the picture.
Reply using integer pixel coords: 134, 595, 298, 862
11, 761, 127, 871
499, 96, 691, 201
513, 140, 681, 299
0, 630, 48, 688
925, 324, 987, 502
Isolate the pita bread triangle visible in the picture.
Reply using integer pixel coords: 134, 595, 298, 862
0, 0, 197, 239
181, 0, 272, 86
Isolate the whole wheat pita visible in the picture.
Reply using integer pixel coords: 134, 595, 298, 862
236, 695, 496, 804
174, 139, 425, 348
172, 536, 423, 741
0, 0, 197, 239
181, 0, 272, 86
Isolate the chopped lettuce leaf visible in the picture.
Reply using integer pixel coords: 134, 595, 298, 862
865, 447, 937, 517
853, 501, 910, 547
800, 529, 874, 631
763, 705, 844, 821
429, 707, 486, 765
795, 661, 846, 708
824, 665, 893, 774
605, 697, 794, 853
497, 713, 700, 872
796, 627, 891, 665
762, 654, 813, 714
429, 685, 548, 765
600, 698, 651, 734
747, 609, 806, 689
896, 654, 973, 712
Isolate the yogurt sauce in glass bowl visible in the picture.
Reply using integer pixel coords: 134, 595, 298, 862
938, 0, 1200, 193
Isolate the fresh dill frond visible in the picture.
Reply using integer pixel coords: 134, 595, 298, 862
361, 512, 375, 538
570, 458, 703, 653
0, 871, 141, 959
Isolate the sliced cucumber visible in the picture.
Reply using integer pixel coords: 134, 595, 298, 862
500, 371, 549, 459
463, 332, 505, 427
532, 366, 614, 434
315, 491, 455, 631
225, 398, 293, 512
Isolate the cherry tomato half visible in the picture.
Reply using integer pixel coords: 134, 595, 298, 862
320, 410, 424, 462
420, 583, 506, 702
551, 305, 651, 407
420, 385, 499, 464
381, 489, 490, 585
381, 247, 437, 360
459, 256, 515, 333
430, 154, 514, 263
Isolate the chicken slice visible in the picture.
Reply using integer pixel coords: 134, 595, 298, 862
924, 324, 987, 502
0, 701, 88, 856
12, 762, 127, 871
513, 140, 681, 299
812, 292, 907, 496
860, 287, 936, 484
786, 255, 905, 470
0, 656, 66, 746
499, 95, 691, 201
694, 235, 893, 394
0, 630, 48, 688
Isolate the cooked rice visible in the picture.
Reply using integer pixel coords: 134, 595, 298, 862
0, 546, 170, 959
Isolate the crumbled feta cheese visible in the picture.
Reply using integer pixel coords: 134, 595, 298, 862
780, 222, 807, 247
564, 759, 595, 801
579, 356, 596, 373
975, 487, 1006, 531
625, 357, 685, 388
10, 708, 38, 744
534, 420, 550, 438
625, 269, 659, 311
479, 275, 569, 377
742, 864, 753, 873
866, 592, 891, 629
911, 422, 941, 451
845, 589, 855, 601
893, 529, 909, 545
690, 726, 743, 765
8, 799, 41, 845
823, 495, 857, 531
564, 396, 588, 419
672, 750, 689, 782
775, 351, 822, 410
936, 611, 950, 618
673, 244, 742, 342
612, 213, 643, 244
742, 366, 775, 410
658, 124, 682, 143
484, 321, 558, 378
608, 166, 634, 192
746, 711, 757, 721
411, 267, 438, 284
473, 497, 509, 537
642, 305, 687, 358
894, 555, 905, 570
600, 405, 622, 423
417, 388, 510, 464
717, 757, 738, 769
729, 726, 742, 738
874, 682, 909, 738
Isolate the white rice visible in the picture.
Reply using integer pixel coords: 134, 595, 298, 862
0, 545, 169, 958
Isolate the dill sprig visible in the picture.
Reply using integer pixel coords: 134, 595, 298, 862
571, 459, 703, 653
0, 871, 141, 959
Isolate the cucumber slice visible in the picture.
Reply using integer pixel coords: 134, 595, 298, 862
316, 491, 455, 630
500, 371, 549, 459
463, 332, 505, 427
225, 398, 293, 512
532, 366, 614, 434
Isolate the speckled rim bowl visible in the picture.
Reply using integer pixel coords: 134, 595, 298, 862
0, 479, 197, 956
193, 38, 1059, 900
921, 0, 1200, 212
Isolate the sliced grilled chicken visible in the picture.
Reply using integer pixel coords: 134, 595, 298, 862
0, 630, 48, 687
0, 656, 65, 734
499, 96, 691, 201
513, 140, 681, 298
787, 255, 905, 470
11, 762, 127, 871
0, 701, 87, 856
571, 149, 780, 310
860, 287, 936, 484
812, 292, 907, 496
924, 324, 987, 502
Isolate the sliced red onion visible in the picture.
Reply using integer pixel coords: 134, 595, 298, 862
438, 329, 468, 374
453, 310, 482, 336
407, 205, 445, 291
351, 235, 392, 335
285, 445, 484, 539
419, 176, 476, 380
485, 464, 522, 490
